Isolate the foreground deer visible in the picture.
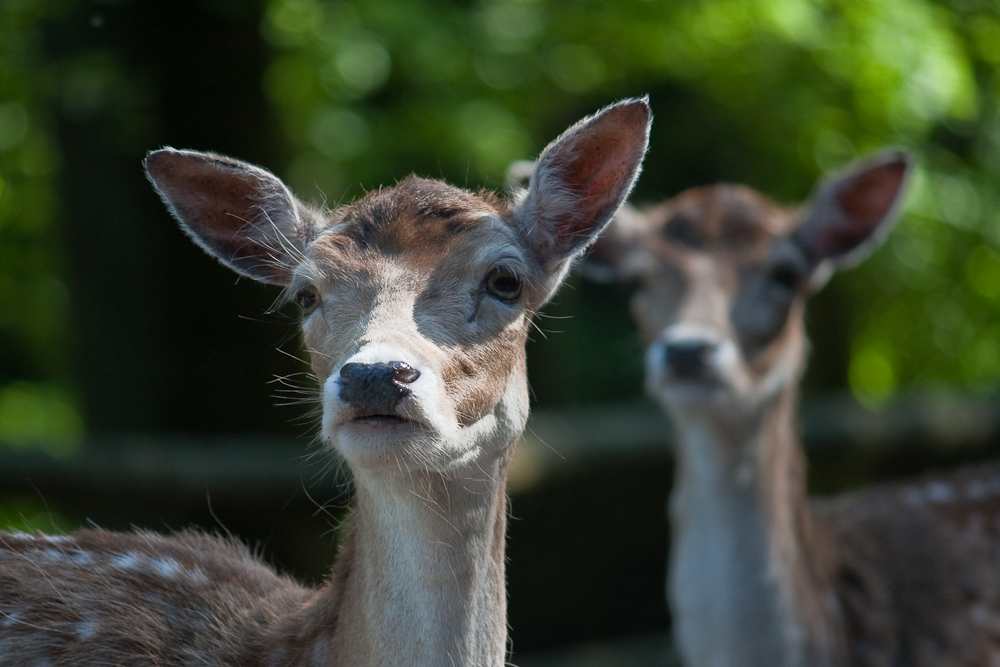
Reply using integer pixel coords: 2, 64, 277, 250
0, 99, 651, 666
596, 153, 1000, 667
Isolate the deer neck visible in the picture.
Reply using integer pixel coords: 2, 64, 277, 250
667, 386, 844, 667
265, 444, 511, 667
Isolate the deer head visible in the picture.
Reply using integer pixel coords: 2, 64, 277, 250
591, 152, 912, 421
145, 100, 650, 486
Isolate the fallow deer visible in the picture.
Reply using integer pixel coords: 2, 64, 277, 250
595, 153, 1000, 667
0, 98, 651, 667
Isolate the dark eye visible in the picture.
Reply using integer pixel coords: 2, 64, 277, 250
486, 267, 522, 301
663, 214, 703, 249
769, 263, 799, 291
295, 286, 319, 312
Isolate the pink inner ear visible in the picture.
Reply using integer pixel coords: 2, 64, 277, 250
153, 156, 263, 241
836, 161, 908, 226
147, 149, 300, 285
551, 108, 649, 241
560, 160, 619, 234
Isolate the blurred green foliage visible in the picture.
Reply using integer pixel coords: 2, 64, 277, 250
0, 0, 83, 452
1, 0, 1000, 447
258, 0, 1000, 409
0, 495, 69, 534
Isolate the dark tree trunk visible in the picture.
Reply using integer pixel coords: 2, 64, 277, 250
47, 0, 306, 435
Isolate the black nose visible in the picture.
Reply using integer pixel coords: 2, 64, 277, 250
664, 340, 715, 378
339, 361, 421, 412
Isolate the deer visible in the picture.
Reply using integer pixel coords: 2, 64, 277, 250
592, 152, 1000, 667
0, 98, 651, 667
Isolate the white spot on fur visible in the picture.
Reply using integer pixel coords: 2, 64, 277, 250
926, 482, 955, 504
75, 619, 99, 640
110, 552, 144, 571
36, 549, 63, 563
1, 611, 21, 628
70, 550, 93, 567
152, 557, 181, 579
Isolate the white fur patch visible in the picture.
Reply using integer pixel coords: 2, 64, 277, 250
109, 552, 144, 571
151, 557, 181, 580
74, 619, 99, 640
69, 550, 94, 567
36, 550, 63, 564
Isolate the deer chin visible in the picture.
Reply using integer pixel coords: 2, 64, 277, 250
324, 400, 493, 475
654, 380, 736, 418
322, 401, 431, 466
333, 428, 443, 473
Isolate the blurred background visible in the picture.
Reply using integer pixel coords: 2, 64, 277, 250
1, 0, 1000, 664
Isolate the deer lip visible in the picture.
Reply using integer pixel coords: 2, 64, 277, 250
352, 414, 410, 426
345, 409, 426, 429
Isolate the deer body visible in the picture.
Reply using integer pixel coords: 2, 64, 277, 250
0, 99, 651, 666
598, 155, 1000, 666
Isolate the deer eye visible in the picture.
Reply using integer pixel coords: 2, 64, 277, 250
295, 286, 319, 312
486, 267, 522, 301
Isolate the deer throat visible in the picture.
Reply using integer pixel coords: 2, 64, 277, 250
324, 463, 510, 667
667, 393, 843, 667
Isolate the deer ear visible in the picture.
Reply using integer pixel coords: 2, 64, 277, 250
145, 148, 323, 285
794, 151, 913, 270
514, 98, 651, 272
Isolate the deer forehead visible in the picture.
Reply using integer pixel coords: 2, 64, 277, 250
633, 187, 801, 324
323, 175, 513, 254
651, 184, 798, 257
300, 178, 525, 284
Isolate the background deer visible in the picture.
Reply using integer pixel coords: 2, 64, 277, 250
0, 99, 651, 667
593, 153, 1000, 667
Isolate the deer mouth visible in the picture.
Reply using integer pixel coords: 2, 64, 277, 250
664, 375, 724, 396
345, 408, 425, 430
352, 414, 411, 426
655, 361, 728, 399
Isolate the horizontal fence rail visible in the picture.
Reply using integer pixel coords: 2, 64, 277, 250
2, 392, 1000, 490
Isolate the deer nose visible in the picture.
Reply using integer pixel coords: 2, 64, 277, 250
339, 361, 421, 411
664, 340, 715, 378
